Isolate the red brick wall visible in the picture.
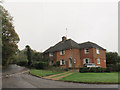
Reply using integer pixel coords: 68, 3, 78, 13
80, 48, 106, 68
44, 48, 106, 68
93, 48, 106, 68
56, 49, 81, 68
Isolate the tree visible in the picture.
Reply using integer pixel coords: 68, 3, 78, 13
32, 52, 43, 61
25, 45, 32, 67
106, 52, 119, 65
1, 5, 20, 66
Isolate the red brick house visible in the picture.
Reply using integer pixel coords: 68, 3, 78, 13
43, 36, 106, 68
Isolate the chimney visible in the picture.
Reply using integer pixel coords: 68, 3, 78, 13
62, 36, 67, 42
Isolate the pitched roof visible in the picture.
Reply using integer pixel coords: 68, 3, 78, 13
44, 39, 79, 53
44, 39, 106, 53
79, 41, 106, 50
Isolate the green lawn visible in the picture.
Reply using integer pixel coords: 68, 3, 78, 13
60, 72, 119, 84
30, 69, 64, 77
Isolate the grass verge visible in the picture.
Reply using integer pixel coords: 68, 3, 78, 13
30, 69, 64, 77
60, 72, 119, 84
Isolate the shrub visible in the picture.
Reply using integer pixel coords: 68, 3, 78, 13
45, 66, 65, 72
106, 64, 120, 72
105, 67, 111, 72
56, 61, 60, 67
17, 60, 28, 66
79, 67, 90, 73
64, 68, 69, 71
32, 61, 48, 69
89, 67, 97, 72
79, 67, 107, 73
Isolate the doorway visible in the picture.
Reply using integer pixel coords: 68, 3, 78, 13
69, 58, 72, 68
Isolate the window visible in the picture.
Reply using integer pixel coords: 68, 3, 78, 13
84, 58, 90, 64
60, 50, 65, 55
96, 48, 100, 54
60, 59, 65, 65
97, 58, 100, 64
84, 49, 89, 54
49, 53, 53, 57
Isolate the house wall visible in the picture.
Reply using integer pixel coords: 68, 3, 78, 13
93, 48, 106, 68
45, 48, 106, 68
56, 49, 81, 68
80, 48, 106, 68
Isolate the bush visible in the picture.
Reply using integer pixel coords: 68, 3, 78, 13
31, 61, 48, 69
79, 67, 90, 73
56, 61, 60, 67
106, 64, 120, 72
105, 67, 112, 72
17, 60, 28, 66
64, 68, 69, 71
79, 67, 107, 73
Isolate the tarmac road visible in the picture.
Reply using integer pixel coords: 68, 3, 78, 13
2, 64, 119, 88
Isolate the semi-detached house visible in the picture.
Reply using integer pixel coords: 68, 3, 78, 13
43, 36, 106, 68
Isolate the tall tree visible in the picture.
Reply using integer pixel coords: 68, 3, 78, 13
1, 5, 20, 66
106, 52, 119, 65
25, 45, 32, 67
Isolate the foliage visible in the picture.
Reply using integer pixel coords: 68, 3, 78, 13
56, 61, 60, 67
25, 45, 32, 67
1, 5, 20, 66
17, 59, 28, 66
31, 61, 48, 69
106, 51, 120, 72
32, 52, 43, 61
79, 67, 107, 73
45, 66, 65, 72
106, 52, 119, 65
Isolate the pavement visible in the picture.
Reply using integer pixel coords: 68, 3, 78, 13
2, 64, 119, 88
42, 71, 73, 80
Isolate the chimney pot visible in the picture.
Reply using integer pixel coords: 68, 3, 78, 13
62, 36, 67, 42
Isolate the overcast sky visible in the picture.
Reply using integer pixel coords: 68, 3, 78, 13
3, 0, 118, 53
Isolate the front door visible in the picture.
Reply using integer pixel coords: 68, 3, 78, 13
69, 58, 72, 68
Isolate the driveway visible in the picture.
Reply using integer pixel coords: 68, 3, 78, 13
2, 64, 119, 88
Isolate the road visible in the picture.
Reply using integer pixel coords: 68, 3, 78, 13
2, 64, 119, 88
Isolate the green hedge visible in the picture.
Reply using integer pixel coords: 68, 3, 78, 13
17, 60, 28, 66
31, 61, 48, 69
107, 64, 120, 72
79, 67, 108, 73
56, 61, 60, 66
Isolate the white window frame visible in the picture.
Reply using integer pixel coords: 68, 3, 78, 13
60, 50, 65, 55
96, 48, 100, 54
49, 53, 53, 57
60, 59, 65, 65
83, 58, 90, 64
97, 58, 100, 64
84, 48, 89, 54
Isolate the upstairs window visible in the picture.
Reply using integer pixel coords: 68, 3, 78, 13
96, 48, 100, 54
60, 50, 65, 55
84, 49, 89, 54
60, 59, 65, 65
97, 58, 100, 64
49, 53, 53, 57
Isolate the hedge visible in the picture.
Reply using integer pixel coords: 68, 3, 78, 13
31, 61, 48, 69
17, 60, 28, 66
79, 67, 109, 73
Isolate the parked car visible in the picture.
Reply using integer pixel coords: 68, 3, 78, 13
84, 63, 100, 67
